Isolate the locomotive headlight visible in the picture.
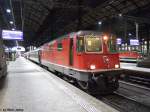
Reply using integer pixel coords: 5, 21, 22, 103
103, 35, 108, 44
115, 64, 119, 68
103, 35, 108, 41
90, 65, 96, 70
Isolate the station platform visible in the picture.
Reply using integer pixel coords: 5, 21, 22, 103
120, 63, 150, 74
0, 57, 118, 112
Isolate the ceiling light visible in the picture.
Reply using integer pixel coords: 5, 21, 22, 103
128, 33, 132, 36
6, 9, 11, 13
98, 21, 102, 25
9, 21, 13, 24
118, 13, 122, 17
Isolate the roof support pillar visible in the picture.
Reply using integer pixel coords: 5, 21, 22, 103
124, 19, 127, 43
77, 0, 83, 30
145, 24, 150, 55
135, 22, 139, 39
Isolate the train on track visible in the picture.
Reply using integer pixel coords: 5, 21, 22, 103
119, 51, 142, 63
0, 39, 7, 78
24, 31, 123, 94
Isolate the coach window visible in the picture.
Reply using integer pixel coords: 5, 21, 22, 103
77, 37, 84, 52
57, 41, 63, 51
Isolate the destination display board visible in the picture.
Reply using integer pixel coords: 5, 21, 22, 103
116, 38, 122, 45
130, 39, 139, 45
2, 30, 23, 40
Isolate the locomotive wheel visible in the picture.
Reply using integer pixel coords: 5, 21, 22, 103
63, 76, 74, 83
77, 80, 89, 90
77, 80, 99, 94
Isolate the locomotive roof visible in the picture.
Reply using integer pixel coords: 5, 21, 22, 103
42, 30, 104, 46
59, 31, 103, 39
76, 31, 103, 37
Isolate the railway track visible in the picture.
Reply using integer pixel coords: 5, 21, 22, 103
95, 81, 150, 112
122, 69, 150, 87
124, 75, 150, 87
97, 93, 150, 112
117, 81, 150, 106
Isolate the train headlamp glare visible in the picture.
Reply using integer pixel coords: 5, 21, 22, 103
103, 36, 108, 41
90, 65, 96, 70
115, 64, 119, 68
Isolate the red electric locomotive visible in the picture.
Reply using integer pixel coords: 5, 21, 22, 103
38, 31, 122, 93
26, 31, 122, 93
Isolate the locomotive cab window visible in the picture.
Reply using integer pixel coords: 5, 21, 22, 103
57, 41, 63, 51
85, 36, 102, 52
108, 36, 117, 53
77, 37, 84, 52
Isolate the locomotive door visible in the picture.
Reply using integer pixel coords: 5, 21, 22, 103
69, 38, 73, 66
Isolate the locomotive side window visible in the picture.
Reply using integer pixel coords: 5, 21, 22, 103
77, 38, 84, 52
57, 41, 63, 51
85, 37, 102, 52
108, 36, 117, 53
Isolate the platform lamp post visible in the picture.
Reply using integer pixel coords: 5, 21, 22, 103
124, 19, 128, 51
135, 22, 139, 40
135, 22, 142, 54
148, 27, 150, 55
145, 24, 150, 55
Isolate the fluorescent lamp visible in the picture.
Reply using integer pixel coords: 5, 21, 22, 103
98, 21, 102, 25
118, 13, 122, 17
6, 9, 11, 13
128, 33, 132, 36
10, 21, 13, 24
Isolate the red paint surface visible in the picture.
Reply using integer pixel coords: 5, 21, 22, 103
119, 51, 141, 59
41, 33, 120, 71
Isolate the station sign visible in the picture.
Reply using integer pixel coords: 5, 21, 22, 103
116, 38, 122, 45
130, 39, 139, 46
2, 30, 23, 40
5, 46, 25, 52
11, 46, 25, 52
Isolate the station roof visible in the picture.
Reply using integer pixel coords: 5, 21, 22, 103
0, 0, 150, 46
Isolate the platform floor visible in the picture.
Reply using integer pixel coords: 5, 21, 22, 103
120, 62, 150, 73
0, 57, 117, 112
